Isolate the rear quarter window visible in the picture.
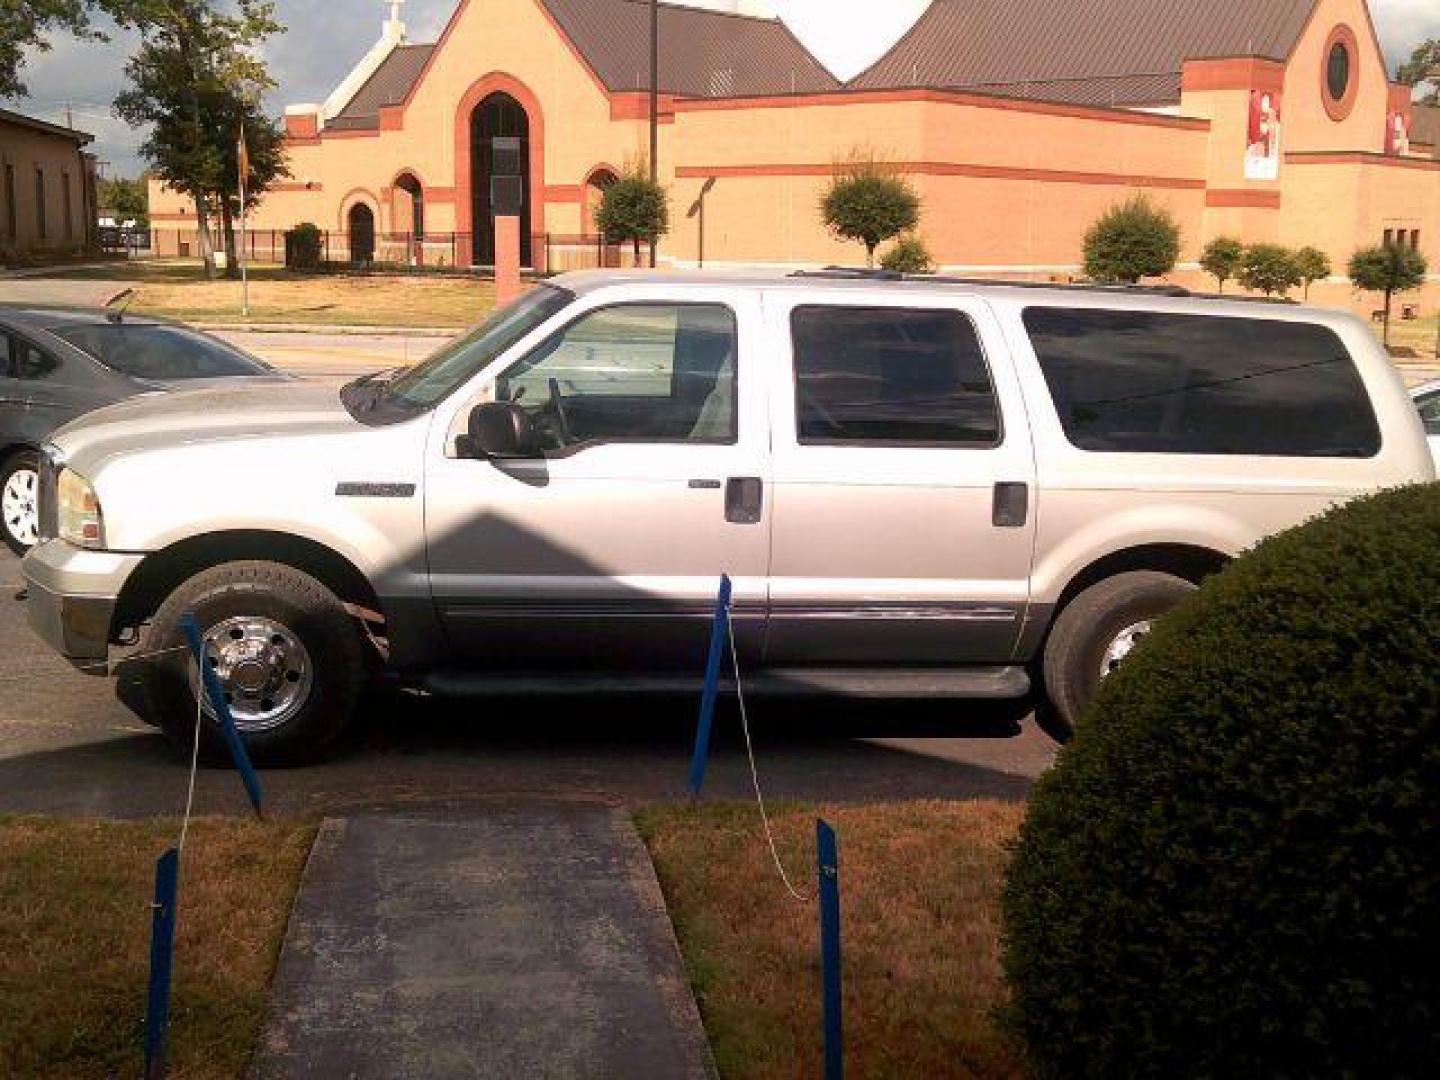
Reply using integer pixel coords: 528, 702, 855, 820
1023, 307, 1380, 458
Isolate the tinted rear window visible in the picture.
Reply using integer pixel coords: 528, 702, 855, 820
1023, 308, 1380, 457
791, 306, 1000, 446
51, 324, 274, 380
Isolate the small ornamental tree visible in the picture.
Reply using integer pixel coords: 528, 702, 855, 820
595, 166, 670, 264
1081, 194, 1180, 284
1199, 236, 1244, 292
821, 153, 920, 267
879, 234, 934, 274
1294, 245, 1332, 301
1237, 243, 1302, 297
1350, 243, 1428, 346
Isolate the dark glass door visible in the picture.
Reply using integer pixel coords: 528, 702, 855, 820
470, 93, 531, 267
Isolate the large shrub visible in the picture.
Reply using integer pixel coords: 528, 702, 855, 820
285, 222, 323, 271
879, 234, 934, 274
1081, 194, 1180, 284
1003, 484, 1440, 1079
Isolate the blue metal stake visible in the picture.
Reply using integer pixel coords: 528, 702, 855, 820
818, 819, 843, 1080
144, 846, 179, 1080
687, 574, 732, 798
180, 613, 264, 817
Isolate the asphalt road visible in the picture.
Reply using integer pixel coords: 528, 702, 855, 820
0, 548, 1058, 819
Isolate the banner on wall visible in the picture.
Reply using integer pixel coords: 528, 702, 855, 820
1245, 90, 1282, 180
1386, 111, 1410, 156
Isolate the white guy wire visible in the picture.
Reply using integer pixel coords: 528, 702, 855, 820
176, 655, 204, 856
726, 613, 817, 905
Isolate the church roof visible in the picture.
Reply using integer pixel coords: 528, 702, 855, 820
329, 43, 437, 130
849, 0, 1319, 107
539, 0, 838, 97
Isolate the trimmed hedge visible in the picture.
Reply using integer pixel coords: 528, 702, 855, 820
1002, 484, 1440, 1079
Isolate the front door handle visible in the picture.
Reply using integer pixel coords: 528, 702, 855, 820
993, 482, 1029, 528
725, 477, 764, 524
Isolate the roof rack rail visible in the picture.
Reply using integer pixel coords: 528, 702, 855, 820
790, 268, 1191, 296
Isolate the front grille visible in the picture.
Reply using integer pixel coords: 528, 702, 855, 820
37, 445, 62, 543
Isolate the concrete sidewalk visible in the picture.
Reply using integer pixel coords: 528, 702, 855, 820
253, 807, 715, 1079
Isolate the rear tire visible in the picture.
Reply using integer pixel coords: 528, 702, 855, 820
1041, 571, 1195, 735
136, 560, 365, 765
1, 449, 40, 556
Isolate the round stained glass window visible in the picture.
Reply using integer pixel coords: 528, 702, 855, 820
1326, 42, 1351, 101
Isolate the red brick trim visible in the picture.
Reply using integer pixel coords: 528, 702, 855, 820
545, 184, 584, 203
269, 181, 323, 193
609, 92, 676, 123
1205, 189, 1281, 209
672, 87, 1211, 131
1285, 150, 1440, 171
675, 161, 1205, 190
1181, 57, 1286, 95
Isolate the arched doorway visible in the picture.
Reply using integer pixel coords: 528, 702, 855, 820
348, 203, 375, 264
470, 92, 531, 267
583, 167, 618, 235
394, 173, 424, 237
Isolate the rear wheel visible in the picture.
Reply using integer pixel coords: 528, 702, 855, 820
1, 449, 40, 555
136, 560, 365, 765
1041, 571, 1195, 734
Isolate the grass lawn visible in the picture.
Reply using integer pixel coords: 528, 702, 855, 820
1384, 314, 1439, 360
53, 260, 495, 328
638, 800, 1027, 1080
0, 815, 314, 1079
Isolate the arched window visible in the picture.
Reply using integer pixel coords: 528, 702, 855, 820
394, 172, 424, 238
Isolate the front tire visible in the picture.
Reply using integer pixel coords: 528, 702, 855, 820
1041, 571, 1195, 734
138, 561, 365, 765
1, 449, 40, 555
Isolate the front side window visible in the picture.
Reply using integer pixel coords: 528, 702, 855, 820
1416, 390, 1440, 436
791, 305, 1000, 446
1024, 307, 1380, 457
497, 303, 738, 452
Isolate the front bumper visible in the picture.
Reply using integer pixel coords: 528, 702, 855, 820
23, 540, 145, 671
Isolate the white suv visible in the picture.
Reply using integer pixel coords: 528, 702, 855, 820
23, 271, 1434, 762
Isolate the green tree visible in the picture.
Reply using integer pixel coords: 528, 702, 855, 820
99, 175, 148, 226
1293, 245, 1332, 301
115, 0, 285, 280
594, 165, 670, 265
1082, 194, 1180, 284
879, 234, 934, 274
820, 152, 920, 267
1349, 243, 1429, 346
1200, 236, 1244, 293
0, 1, 149, 98
1237, 243, 1302, 297
1397, 39, 1439, 104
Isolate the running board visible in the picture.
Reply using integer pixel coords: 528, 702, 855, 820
421, 666, 1030, 700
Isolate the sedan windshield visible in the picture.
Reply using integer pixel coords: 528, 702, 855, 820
380, 284, 575, 410
49, 323, 277, 380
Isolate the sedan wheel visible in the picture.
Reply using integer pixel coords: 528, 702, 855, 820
1, 453, 40, 554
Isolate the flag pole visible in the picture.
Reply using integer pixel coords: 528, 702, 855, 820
238, 120, 250, 318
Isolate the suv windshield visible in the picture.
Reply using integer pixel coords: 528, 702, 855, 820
50, 323, 276, 380
380, 285, 575, 410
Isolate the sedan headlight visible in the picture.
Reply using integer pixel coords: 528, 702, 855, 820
57, 468, 105, 549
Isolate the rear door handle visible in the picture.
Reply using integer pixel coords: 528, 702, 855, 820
993, 482, 1029, 528
725, 477, 764, 524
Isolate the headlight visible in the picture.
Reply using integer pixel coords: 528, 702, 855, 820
57, 468, 105, 549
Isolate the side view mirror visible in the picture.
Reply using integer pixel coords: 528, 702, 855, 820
463, 400, 536, 459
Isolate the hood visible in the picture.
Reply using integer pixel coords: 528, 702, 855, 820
134, 373, 294, 393
53, 380, 366, 472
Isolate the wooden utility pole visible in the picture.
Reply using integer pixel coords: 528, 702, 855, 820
649, 0, 659, 267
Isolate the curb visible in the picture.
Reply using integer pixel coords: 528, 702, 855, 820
194, 322, 462, 337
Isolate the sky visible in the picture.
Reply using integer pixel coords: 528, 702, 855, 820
4, 0, 1438, 179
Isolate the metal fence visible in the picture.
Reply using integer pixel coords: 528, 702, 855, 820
147, 228, 653, 276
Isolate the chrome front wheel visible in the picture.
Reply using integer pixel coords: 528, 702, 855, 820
1, 465, 39, 551
194, 615, 315, 733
